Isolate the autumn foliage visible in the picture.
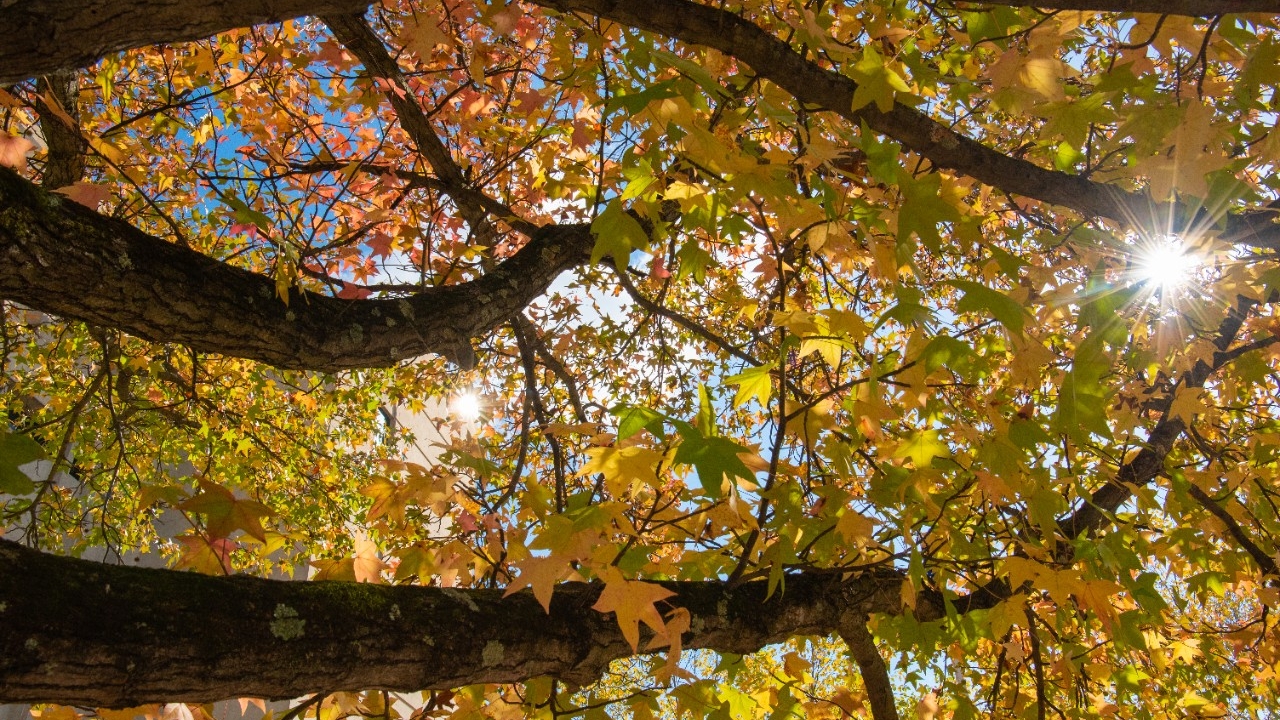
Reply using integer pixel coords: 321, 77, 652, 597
4, 0, 1280, 718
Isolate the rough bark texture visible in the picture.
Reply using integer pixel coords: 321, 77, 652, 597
34, 70, 86, 190
0, 538, 905, 708
0, 0, 372, 84
0, 168, 595, 371
533, 0, 1280, 249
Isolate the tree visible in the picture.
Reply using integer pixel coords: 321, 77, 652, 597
3, 0, 1280, 717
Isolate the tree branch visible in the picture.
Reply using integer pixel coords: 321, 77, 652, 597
531, 0, 1280, 248
0, 538, 905, 708
0, 0, 373, 85
0, 167, 594, 371
839, 619, 901, 720
1186, 483, 1280, 578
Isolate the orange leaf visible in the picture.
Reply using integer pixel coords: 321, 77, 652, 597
53, 182, 113, 210
0, 134, 34, 170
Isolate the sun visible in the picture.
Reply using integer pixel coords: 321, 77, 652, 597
1133, 234, 1202, 294
452, 392, 482, 421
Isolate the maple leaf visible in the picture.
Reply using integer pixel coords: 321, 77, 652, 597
352, 537, 388, 584
173, 533, 235, 575
591, 567, 677, 652
580, 445, 665, 497
337, 281, 373, 300
53, 181, 112, 210
0, 430, 45, 495
503, 554, 572, 612
178, 479, 272, 542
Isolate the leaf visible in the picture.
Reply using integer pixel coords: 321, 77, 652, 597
591, 567, 676, 652
897, 173, 960, 252
221, 194, 273, 235
178, 479, 272, 542
590, 201, 648, 264
0, 134, 34, 170
946, 280, 1028, 334
580, 445, 665, 497
351, 537, 388, 583
173, 533, 235, 575
613, 405, 670, 441
725, 364, 775, 408
850, 44, 912, 113
0, 431, 45, 495
673, 425, 756, 500
53, 182, 112, 210
893, 429, 947, 468
503, 555, 572, 613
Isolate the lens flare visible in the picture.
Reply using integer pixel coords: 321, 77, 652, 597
1134, 235, 1200, 293
452, 392, 482, 421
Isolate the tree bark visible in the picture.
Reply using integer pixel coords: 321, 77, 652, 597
840, 619, 901, 720
0, 0, 373, 85
0, 539, 905, 708
0, 168, 595, 371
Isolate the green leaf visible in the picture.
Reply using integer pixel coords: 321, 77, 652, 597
603, 80, 680, 116
221, 194, 273, 234
849, 44, 912, 113
613, 405, 670, 441
1053, 366, 1113, 441
897, 174, 959, 252
894, 429, 947, 468
590, 201, 649, 264
919, 335, 976, 376
947, 280, 1027, 334
673, 424, 755, 500
695, 383, 717, 436
725, 363, 775, 408
0, 431, 46, 495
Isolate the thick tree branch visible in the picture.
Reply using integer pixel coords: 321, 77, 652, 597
0, 168, 594, 371
0, 0, 373, 85
532, 0, 1280, 248
967, 0, 1280, 15
839, 619, 901, 720
34, 70, 86, 190
0, 538, 905, 707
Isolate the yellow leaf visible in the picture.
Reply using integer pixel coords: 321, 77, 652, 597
591, 567, 676, 652
1168, 386, 1208, 423
987, 596, 1026, 639
503, 555, 572, 613
893, 429, 947, 468
580, 445, 665, 496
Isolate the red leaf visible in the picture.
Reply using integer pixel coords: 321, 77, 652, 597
650, 256, 671, 280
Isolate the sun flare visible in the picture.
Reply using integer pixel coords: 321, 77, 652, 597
452, 392, 482, 421
1134, 234, 1202, 294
